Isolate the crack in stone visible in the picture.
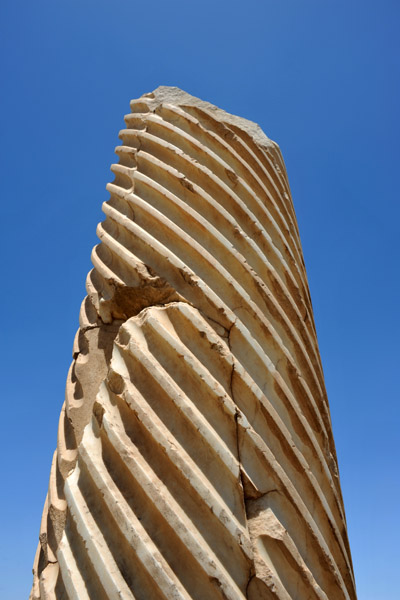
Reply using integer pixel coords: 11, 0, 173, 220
245, 574, 255, 599
227, 318, 255, 596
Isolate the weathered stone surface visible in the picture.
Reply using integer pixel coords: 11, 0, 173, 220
31, 86, 357, 599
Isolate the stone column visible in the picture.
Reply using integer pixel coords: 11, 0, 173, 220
31, 87, 357, 600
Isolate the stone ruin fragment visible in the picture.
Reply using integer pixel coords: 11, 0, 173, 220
31, 86, 357, 600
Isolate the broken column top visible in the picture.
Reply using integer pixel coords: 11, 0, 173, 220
137, 85, 275, 150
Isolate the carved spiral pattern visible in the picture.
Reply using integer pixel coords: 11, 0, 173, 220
31, 88, 356, 600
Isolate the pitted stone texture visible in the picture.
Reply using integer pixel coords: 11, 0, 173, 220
31, 87, 356, 600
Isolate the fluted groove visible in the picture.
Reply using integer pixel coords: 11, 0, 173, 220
31, 87, 356, 600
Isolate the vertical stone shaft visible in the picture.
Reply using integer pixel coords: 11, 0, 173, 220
31, 87, 357, 600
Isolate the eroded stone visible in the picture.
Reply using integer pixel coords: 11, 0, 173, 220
31, 87, 356, 600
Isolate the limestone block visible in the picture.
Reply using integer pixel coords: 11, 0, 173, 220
31, 87, 357, 599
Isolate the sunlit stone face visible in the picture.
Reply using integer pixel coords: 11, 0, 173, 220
31, 87, 357, 600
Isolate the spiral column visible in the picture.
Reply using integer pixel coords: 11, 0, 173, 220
31, 87, 356, 600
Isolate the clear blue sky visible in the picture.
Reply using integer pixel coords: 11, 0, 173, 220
1, 1, 399, 598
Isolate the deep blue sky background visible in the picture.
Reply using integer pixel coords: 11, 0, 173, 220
1, 1, 399, 598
